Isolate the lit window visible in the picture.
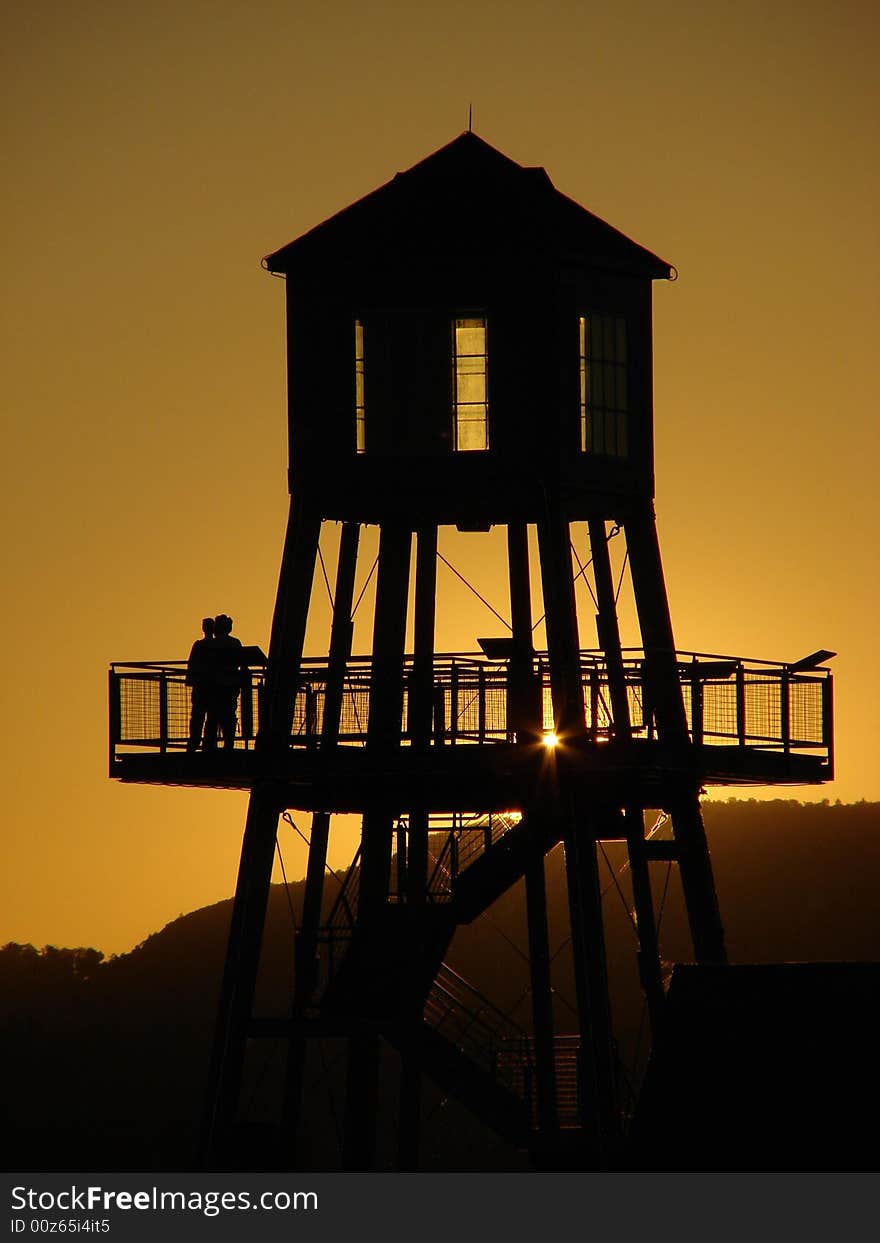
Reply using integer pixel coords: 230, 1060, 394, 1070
452, 317, 488, 451
579, 314, 628, 457
355, 319, 365, 454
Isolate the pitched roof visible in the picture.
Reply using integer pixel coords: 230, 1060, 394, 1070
264, 132, 673, 280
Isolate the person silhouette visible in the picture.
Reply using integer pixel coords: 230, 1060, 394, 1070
206, 613, 244, 750
186, 617, 216, 752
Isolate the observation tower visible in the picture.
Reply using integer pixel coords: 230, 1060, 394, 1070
109, 133, 834, 1170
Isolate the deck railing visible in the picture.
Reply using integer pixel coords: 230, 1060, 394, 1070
109, 649, 832, 762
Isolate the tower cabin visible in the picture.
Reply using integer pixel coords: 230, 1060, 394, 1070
266, 131, 663, 530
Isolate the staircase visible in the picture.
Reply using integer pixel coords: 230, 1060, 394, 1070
311, 813, 585, 1147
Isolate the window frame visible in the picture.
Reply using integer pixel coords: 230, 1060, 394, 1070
452, 314, 489, 453
579, 312, 629, 459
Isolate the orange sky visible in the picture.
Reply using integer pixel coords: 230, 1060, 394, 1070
3, 0, 878, 955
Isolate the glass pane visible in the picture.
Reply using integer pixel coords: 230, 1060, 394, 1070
617, 363, 627, 410
579, 315, 586, 359
592, 408, 604, 454
615, 317, 626, 364
604, 315, 615, 360
616, 410, 628, 457
457, 373, 486, 404
457, 413, 488, 451
604, 362, 616, 410
592, 362, 604, 407
455, 320, 486, 356
590, 314, 602, 360
605, 408, 617, 456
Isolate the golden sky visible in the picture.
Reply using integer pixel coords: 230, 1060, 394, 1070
3, 0, 878, 955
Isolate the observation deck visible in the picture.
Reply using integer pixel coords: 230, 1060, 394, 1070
108, 649, 833, 811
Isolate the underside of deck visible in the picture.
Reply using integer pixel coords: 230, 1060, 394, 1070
110, 737, 830, 812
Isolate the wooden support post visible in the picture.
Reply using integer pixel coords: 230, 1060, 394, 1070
562, 822, 619, 1157
624, 806, 665, 1037
536, 508, 586, 739
199, 788, 283, 1167
587, 517, 630, 742
509, 521, 558, 1145
507, 521, 541, 742
401, 532, 436, 1171
200, 495, 320, 1168
623, 502, 688, 743
624, 502, 726, 966
343, 522, 411, 1171
525, 854, 558, 1143
260, 496, 322, 750
408, 525, 437, 906
537, 505, 617, 1155
588, 519, 666, 1034
283, 522, 359, 1155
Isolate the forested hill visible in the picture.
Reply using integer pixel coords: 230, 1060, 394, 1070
2, 799, 878, 1170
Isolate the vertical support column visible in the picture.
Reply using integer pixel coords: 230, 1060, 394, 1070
509, 521, 558, 1145
200, 495, 321, 1167
537, 505, 618, 1157
343, 522, 412, 1172
624, 807, 665, 1036
407, 526, 438, 903
562, 823, 619, 1156
397, 526, 435, 1172
536, 508, 585, 739
587, 517, 630, 739
525, 855, 558, 1142
624, 501, 726, 965
588, 518, 665, 1035
283, 521, 360, 1155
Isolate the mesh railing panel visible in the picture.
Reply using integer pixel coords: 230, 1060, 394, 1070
702, 681, 738, 739
789, 679, 825, 745
118, 677, 161, 742
111, 657, 831, 759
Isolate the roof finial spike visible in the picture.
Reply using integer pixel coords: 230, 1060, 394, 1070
468, 103, 473, 133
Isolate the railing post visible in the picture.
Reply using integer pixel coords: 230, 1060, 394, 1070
823, 675, 834, 778
450, 661, 458, 746
432, 681, 445, 746
690, 664, 703, 746
240, 672, 254, 744
590, 667, 600, 740
305, 684, 317, 748
159, 671, 168, 754
477, 664, 486, 743
780, 668, 791, 756
108, 669, 120, 769
736, 662, 747, 748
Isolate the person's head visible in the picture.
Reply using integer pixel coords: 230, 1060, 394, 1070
215, 614, 232, 636
202, 617, 214, 638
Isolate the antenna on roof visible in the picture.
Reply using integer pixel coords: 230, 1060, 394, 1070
468, 103, 473, 132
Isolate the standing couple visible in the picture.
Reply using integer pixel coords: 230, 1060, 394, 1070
186, 614, 244, 752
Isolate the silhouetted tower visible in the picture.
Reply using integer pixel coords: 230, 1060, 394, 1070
109, 132, 835, 1170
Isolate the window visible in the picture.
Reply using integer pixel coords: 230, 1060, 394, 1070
452, 316, 488, 451
355, 319, 365, 453
579, 313, 628, 457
